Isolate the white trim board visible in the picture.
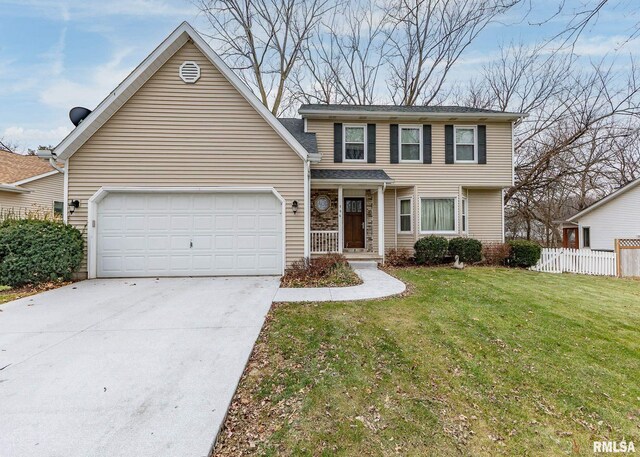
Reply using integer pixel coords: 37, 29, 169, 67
53, 22, 310, 163
11, 169, 60, 186
86, 186, 286, 279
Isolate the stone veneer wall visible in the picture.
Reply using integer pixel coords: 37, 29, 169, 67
311, 189, 338, 231
365, 190, 374, 252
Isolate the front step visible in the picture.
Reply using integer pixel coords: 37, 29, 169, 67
348, 260, 378, 270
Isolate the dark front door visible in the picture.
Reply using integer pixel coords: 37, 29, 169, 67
344, 197, 365, 249
563, 227, 579, 249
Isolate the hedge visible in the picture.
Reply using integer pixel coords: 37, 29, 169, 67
414, 236, 449, 265
507, 240, 542, 268
0, 219, 84, 287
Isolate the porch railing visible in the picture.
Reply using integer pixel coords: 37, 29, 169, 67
311, 230, 340, 254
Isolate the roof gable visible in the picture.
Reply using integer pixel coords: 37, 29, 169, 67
568, 177, 640, 221
53, 22, 309, 162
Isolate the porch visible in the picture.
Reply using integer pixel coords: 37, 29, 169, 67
309, 169, 393, 259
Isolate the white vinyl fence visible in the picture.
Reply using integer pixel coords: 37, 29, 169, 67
531, 248, 617, 276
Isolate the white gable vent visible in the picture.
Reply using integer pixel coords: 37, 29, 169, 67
179, 61, 200, 83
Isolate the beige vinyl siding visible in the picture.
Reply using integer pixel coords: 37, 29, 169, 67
308, 119, 512, 250
67, 42, 304, 275
384, 189, 396, 250
308, 119, 512, 188
0, 172, 63, 217
467, 189, 504, 242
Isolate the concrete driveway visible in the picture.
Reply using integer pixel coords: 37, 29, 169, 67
0, 277, 278, 457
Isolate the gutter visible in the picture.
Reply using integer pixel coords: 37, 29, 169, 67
299, 109, 528, 121
36, 147, 65, 174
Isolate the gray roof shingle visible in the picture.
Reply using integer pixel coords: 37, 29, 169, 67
311, 169, 392, 181
278, 118, 318, 155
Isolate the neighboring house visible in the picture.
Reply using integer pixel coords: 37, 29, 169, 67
560, 177, 640, 250
51, 22, 524, 279
0, 149, 64, 218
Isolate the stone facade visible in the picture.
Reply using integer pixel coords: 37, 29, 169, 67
311, 188, 376, 252
311, 189, 338, 231
365, 190, 374, 252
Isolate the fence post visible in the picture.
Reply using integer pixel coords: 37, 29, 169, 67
615, 239, 621, 278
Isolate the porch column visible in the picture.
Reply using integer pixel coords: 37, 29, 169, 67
378, 186, 385, 258
338, 185, 343, 253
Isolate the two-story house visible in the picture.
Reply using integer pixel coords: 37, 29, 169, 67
50, 22, 524, 279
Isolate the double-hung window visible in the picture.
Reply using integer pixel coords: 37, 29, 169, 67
398, 198, 412, 233
399, 125, 422, 162
454, 126, 477, 163
420, 197, 457, 233
343, 125, 366, 161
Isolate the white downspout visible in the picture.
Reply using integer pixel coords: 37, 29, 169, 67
303, 160, 310, 259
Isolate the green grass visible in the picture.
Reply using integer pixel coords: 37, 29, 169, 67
215, 267, 640, 456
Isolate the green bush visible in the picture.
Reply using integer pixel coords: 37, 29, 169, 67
414, 236, 449, 265
507, 240, 542, 268
0, 219, 84, 287
448, 237, 483, 263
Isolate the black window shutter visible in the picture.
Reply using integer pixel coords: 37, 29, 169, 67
390, 124, 399, 163
445, 125, 454, 164
478, 125, 487, 164
367, 124, 376, 163
334, 123, 343, 163
423, 125, 432, 164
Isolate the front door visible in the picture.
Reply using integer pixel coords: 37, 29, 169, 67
344, 197, 365, 249
563, 227, 579, 249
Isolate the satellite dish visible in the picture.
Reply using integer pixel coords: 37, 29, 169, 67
69, 107, 92, 126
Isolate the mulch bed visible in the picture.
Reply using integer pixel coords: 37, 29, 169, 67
0, 281, 73, 306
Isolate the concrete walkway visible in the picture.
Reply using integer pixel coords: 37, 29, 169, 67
274, 263, 406, 302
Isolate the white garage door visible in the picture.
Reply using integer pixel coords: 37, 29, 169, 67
96, 191, 283, 277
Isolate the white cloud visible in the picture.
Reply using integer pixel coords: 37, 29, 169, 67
39, 47, 135, 110
2, 125, 72, 151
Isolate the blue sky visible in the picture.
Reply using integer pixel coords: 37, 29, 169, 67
0, 0, 638, 152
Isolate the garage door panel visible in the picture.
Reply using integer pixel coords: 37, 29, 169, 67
124, 195, 146, 210
97, 191, 282, 277
259, 235, 279, 250
214, 195, 234, 210
149, 215, 170, 230
193, 215, 213, 229
123, 256, 145, 272
258, 255, 279, 269
170, 195, 192, 210
259, 214, 279, 230
258, 194, 280, 210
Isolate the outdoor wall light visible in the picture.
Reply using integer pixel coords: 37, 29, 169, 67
68, 199, 80, 215
292, 200, 299, 214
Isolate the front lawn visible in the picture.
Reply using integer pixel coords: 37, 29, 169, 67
214, 267, 640, 456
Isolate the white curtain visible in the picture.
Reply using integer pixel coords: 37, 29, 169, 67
421, 199, 455, 231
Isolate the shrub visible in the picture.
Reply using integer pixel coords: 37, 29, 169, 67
507, 240, 542, 268
482, 243, 511, 266
282, 253, 360, 287
448, 237, 482, 263
0, 219, 84, 287
414, 236, 449, 265
385, 248, 414, 267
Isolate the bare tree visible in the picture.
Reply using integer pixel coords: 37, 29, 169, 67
294, 1, 391, 105
383, 0, 521, 106
0, 137, 19, 153
195, 0, 334, 115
